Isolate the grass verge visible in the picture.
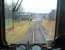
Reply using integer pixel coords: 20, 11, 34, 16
41, 19, 55, 41
6, 20, 32, 44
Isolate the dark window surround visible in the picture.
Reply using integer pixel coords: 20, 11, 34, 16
55, 0, 65, 39
0, 0, 7, 48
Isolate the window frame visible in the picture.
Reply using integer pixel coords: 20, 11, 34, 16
55, 0, 65, 39
0, 0, 7, 48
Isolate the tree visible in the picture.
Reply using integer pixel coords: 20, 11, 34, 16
48, 10, 56, 21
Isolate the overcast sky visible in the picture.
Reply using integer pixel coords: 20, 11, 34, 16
22, 0, 57, 13
5, 0, 57, 13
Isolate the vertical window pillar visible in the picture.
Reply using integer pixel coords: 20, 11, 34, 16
55, 0, 65, 38
0, 0, 7, 48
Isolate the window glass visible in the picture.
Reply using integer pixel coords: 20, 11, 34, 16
5, 0, 57, 44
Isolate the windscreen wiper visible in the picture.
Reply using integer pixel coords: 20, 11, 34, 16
12, 0, 22, 12
12, 0, 19, 11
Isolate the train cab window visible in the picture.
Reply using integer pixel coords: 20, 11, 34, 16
4, 0, 57, 47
